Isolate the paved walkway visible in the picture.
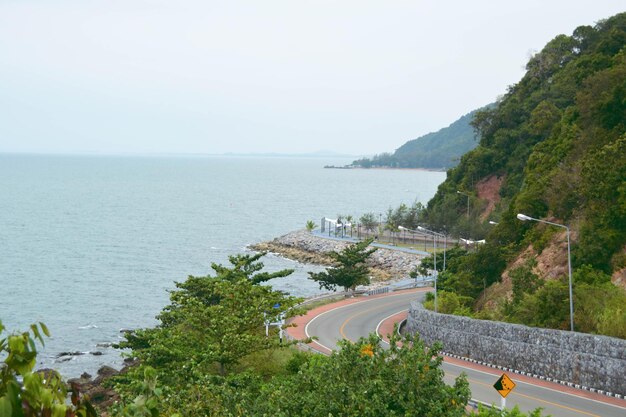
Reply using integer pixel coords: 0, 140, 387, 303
311, 230, 430, 256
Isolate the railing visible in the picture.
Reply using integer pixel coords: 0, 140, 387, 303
366, 286, 390, 296
467, 399, 499, 411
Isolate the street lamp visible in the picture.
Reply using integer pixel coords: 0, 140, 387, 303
517, 213, 574, 332
417, 225, 447, 314
399, 226, 429, 287
457, 190, 470, 218
418, 226, 446, 271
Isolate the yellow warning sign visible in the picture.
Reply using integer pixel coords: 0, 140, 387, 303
493, 373, 516, 398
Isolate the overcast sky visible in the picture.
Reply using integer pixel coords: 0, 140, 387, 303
0, 1, 623, 156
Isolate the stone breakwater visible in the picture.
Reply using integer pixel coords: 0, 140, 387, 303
406, 301, 626, 396
250, 230, 424, 282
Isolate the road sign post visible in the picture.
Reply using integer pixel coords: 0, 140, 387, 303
493, 373, 516, 409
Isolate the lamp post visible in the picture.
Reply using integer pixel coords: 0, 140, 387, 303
418, 225, 446, 272
399, 225, 441, 311
416, 225, 447, 313
517, 213, 574, 332
457, 190, 470, 218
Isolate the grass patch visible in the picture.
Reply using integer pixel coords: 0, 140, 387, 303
300, 295, 346, 311
235, 346, 303, 379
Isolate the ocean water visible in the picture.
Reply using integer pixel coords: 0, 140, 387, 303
0, 154, 445, 377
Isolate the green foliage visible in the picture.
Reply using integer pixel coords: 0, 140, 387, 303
499, 264, 626, 336
507, 279, 571, 330
108, 251, 549, 417
308, 238, 377, 292
444, 244, 508, 299
385, 201, 424, 230
510, 259, 542, 303
418, 246, 468, 274
210, 252, 294, 285
391, 12, 626, 335
120, 253, 302, 378
573, 264, 611, 285
574, 134, 626, 271
574, 281, 626, 337
359, 212, 378, 232
423, 291, 474, 316
0, 320, 97, 417
352, 107, 486, 170
243, 332, 472, 416
137, 330, 545, 416
305, 220, 315, 232
423, 12, 626, 251
597, 303, 626, 339
110, 367, 168, 417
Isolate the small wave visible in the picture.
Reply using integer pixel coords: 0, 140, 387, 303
78, 324, 98, 329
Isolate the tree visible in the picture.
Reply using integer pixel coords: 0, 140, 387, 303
359, 213, 378, 232
210, 252, 294, 285
246, 332, 471, 416
308, 238, 377, 292
305, 220, 315, 232
120, 254, 301, 378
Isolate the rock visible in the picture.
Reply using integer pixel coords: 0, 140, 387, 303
68, 374, 92, 386
95, 365, 119, 380
68, 365, 123, 412
56, 351, 83, 357
87, 386, 118, 408
90, 351, 103, 356
251, 230, 425, 282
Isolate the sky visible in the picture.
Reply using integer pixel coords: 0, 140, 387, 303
0, 1, 624, 156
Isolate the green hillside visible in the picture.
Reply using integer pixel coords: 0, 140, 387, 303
417, 12, 626, 336
352, 108, 484, 170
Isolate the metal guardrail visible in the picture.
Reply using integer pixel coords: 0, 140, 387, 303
366, 286, 390, 296
467, 399, 499, 411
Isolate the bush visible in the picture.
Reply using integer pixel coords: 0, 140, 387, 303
0, 321, 98, 417
424, 290, 474, 316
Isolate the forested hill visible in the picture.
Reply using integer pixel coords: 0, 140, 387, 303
417, 12, 626, 335
351, 107, 484, 170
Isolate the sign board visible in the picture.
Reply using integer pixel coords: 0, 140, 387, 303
493, 373, 516, 398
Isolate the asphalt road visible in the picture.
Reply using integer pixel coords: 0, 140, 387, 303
304, 289, 626, 417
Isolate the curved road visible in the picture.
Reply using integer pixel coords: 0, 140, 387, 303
299, 289, 626, 417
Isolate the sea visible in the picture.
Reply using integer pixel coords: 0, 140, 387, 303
0, 153, 445, 377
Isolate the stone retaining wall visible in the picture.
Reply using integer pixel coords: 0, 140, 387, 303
253, 230, 423, 279
406, 301, 626, 396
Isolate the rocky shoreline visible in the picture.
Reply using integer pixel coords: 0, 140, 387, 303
249, 230, 425, 283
